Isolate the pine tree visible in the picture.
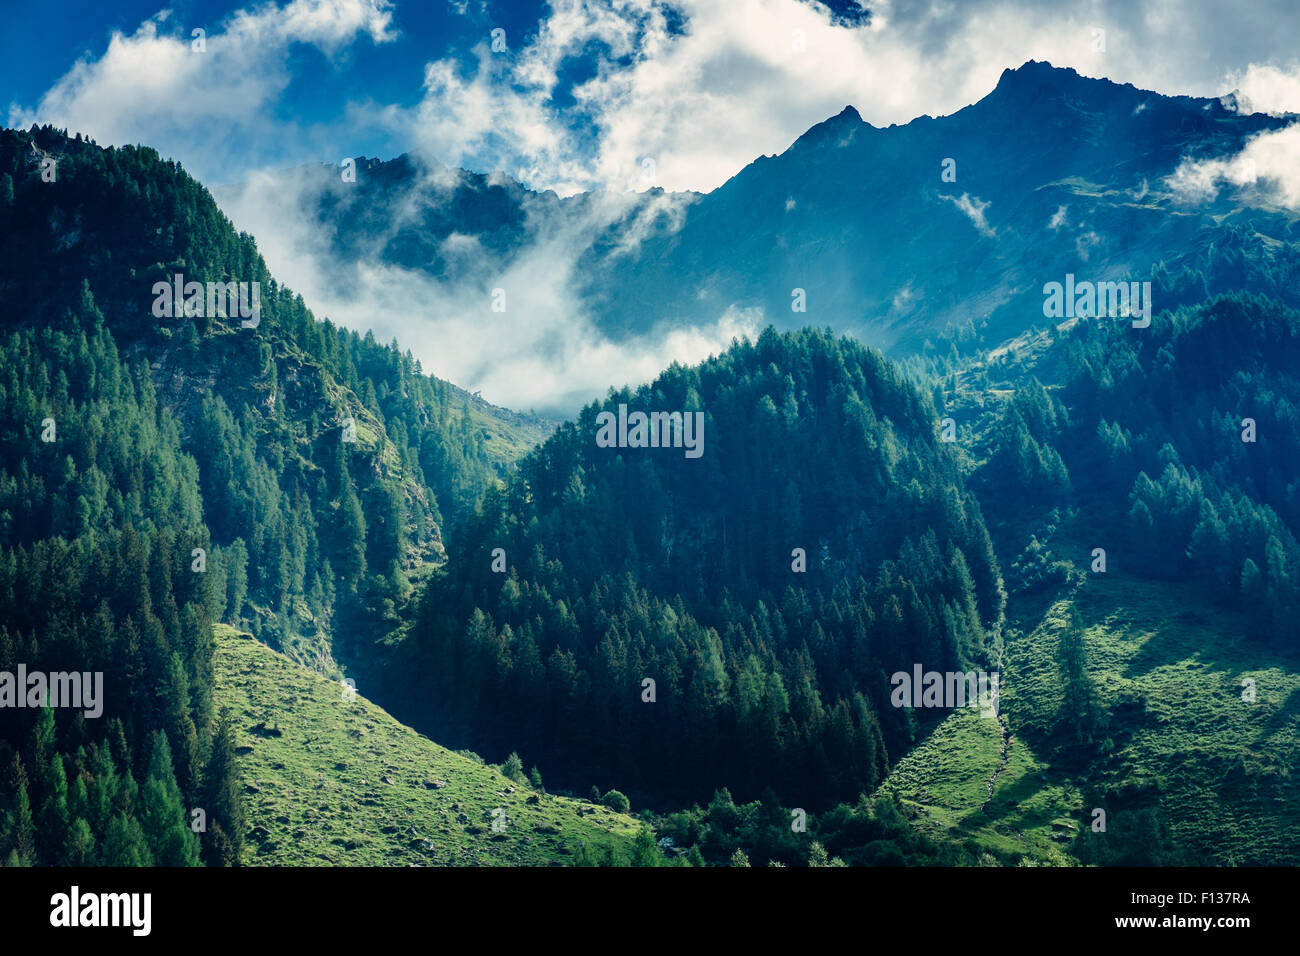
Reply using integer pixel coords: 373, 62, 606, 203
1057, 605, 1099, 743
37, 754, 70, 863
200, 711, 245, 866
337, 473, 368, 581
63, 817, 95, 866
103, 813, 153, 867
140, 732, 200, 866
4, 755, 36, 866
630, 828, 661, 867
501, 751, 524, 783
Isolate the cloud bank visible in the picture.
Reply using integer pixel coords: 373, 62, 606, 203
216, 161, 754, 413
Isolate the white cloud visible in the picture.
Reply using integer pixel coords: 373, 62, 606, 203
1166, 123, 1300, 210
1075, 230, 1102, 261
941, 193, 995, 238
1222, 61, 1300, 115
372, 0, 1300, 195
216, 161, 736, 413
891, 284, 917, 311
9, 0, 395, 177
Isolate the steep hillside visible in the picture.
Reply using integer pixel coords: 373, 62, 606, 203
213, 624, 642, 866
879, 288, 1300, 866
0, 125, 546, 674
879, 557, 1300, 866
0, 124, 558, 870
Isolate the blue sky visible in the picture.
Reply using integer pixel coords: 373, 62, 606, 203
3, 0, 564, 183
8, 0, 1300, 196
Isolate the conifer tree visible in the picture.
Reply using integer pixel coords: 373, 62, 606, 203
1057, 605, 1099, 743
140, 732, 200, 866
200, 711, 245, 866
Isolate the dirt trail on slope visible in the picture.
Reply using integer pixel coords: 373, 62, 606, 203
981, 715, 1012, 813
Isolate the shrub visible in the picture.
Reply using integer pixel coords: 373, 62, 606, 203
502, 752, 525, 783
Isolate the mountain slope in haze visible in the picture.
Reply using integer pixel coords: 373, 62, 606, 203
213, 624, 642, 866
233, 61, 1300, 379
588, 61, 1300, 352
0, 126, 549, 675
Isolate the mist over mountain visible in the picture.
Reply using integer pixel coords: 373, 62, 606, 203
592, 61, 1300, 351
213, 157, 714, 416
214, 60, 1300, 415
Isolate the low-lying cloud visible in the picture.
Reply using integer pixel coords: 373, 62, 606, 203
1166, 123, 1300, 211
216, 161, 756, 414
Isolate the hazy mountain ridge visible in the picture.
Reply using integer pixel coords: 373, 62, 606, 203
222, 60, 1300, 388
589, 60, 1299, 351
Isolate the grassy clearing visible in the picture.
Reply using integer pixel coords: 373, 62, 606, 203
877, 563, 1300, 865
879, 701, 1081, 864
213, 624, 642, 866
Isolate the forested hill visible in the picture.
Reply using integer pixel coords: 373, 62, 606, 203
0, 125, 548, 671
0, 266, 241, 865
386, 328, 1006, 811
974, 291, 1300, 646
0, 124, 545, 867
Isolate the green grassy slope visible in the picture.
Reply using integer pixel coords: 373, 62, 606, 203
455, 389, 555, 467
213, 624, 641, 865
878, 557, 1300, 865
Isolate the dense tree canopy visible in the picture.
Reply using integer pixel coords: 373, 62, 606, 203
388, 329, 1006, 810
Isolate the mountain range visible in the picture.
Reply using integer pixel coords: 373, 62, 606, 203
215, 59, 1300, 392
1, 59, 1297, 869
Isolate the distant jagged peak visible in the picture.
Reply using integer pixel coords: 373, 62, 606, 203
986, 59, 1243, 117
793, 102, 868, 147
832, 103, 864, 123
993, 58, 1082, 90
985, 59, 1135, 108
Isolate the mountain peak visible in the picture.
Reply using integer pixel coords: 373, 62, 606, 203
770, 103, 868, 161
793, 103, 867, 148
994, 59, 1081, 92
